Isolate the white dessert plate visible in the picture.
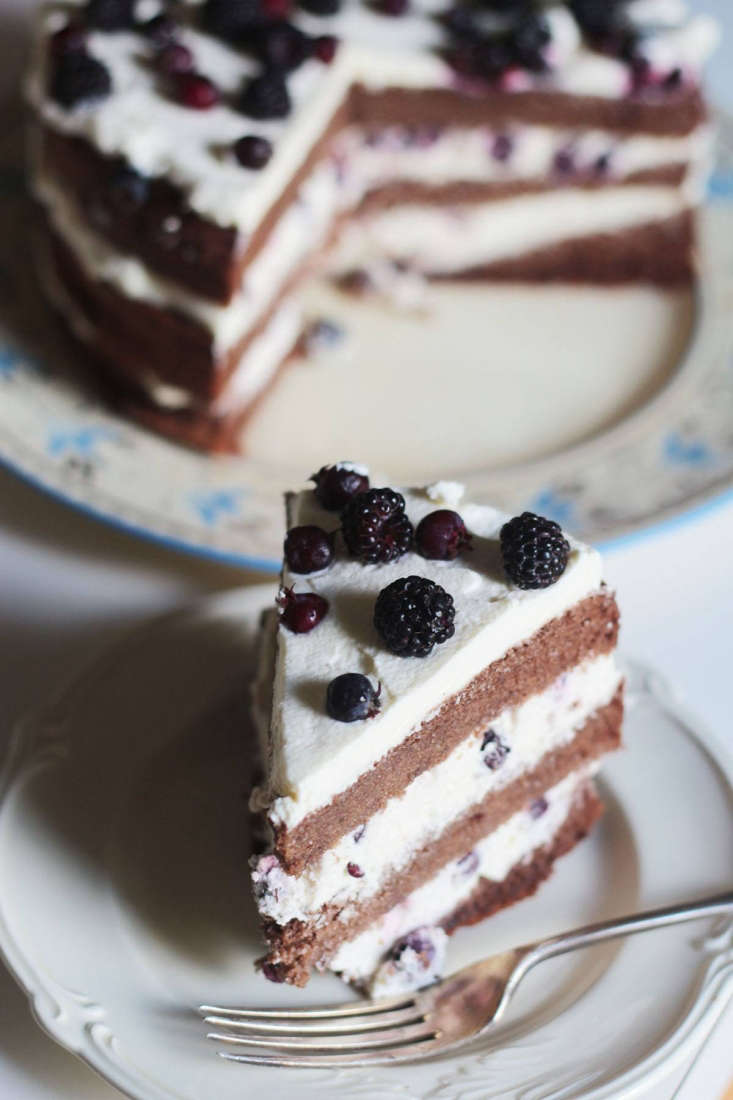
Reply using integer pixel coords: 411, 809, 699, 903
0, 585, 731, 1100
1, 107, 733, 569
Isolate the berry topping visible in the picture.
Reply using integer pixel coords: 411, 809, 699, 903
49, 23, 87, 57
261, 961, 286, 983
249, 23, 312, 71
481, 730, 510, 770
175, 72, 220, 109
312, 463, 369, 511
109, 165, 149, 211
377, 0, 409, 14
49, 52, 112, 108
142, 14, 179, 46
314, 35, 339, 63
263, 0, 293, 16
529, 796, 549, 819
512, 13, 550, 72
374, 576, 455, 658
300, 0, 341, 13
234, 134, 273, 169
569, 0, 626, 39
326, 674, 381, 723
500, 512, 570, 589
415, 509, 471, 561
156, 43, 195, 75
85, 0, 135, 30
347, 862, 364, 878
341, 488, 413, 564
278, 587, 329, 633
202, 0, 262, 40
240, 71, 291, 120
284, 525, 334, 574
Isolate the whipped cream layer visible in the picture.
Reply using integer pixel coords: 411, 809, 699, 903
29, 1, 719, 232
252, 653, 621, 926
261, 482, 606, 832
330, 768, 596, 983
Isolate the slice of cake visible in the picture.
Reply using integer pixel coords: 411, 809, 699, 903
27, 1, 718, 450
250, 466, 622, 991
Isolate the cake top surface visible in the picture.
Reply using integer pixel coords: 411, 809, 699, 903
29, 0, 719, 232
263, 475, 605, 831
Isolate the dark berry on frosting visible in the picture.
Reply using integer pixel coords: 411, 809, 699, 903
263, 0, 293, 17
300, 0, 341, 13
415, 509, 471, 561
49, 23, 87, 58
234, 134, 273, 170
240, 71, 291, 120
202, 0, 262, 40
341, 488, 413, 564
109, 165, 149, 211
529, 796, 549, 819
312, 464, 370, 511
377, 0, 409, 15
569, 0, 626, 39
249, 23, 312, 71
157, 42, 195, 75
142, 14, 179, 46
85, 0, 135, 30
50, 52, 112, 109
284, 525, 334, 573
500, 512, 570, 590
326, 674, 381, 723
347, 862, 364, 878
481, 730, 510, 771
175, 72, 221, 109
374, 576, 455, 658
278, 587, 329, 633
512, 13, 551, 72
314, 35, 339, 63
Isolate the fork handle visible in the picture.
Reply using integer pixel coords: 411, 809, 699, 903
520, 890, 733, 977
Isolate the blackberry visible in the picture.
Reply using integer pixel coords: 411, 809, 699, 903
284, 525, 334, 573
49, 23, 87, 57
326, 674, 381, 722
569, 0, 625, 39
85, 0, 135, 30
415, 509, 471, 561
512, 13, 550, 71
109, 165, 149, 211
299, 0, 341, 14
312, 463, 370, 511
341, 488, 413, 564
278, 587, 328, 633
374, 576, 455, 658
202, 0, 262, 40
49, 52, 112, 108
248, 22, 312, 71
500, 512, 570, 589
142, 14, 179, 46
234, 134, 273, 169
240, 70, 291, 119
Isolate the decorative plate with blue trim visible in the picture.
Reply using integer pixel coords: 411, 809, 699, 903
1, 116, 732, 572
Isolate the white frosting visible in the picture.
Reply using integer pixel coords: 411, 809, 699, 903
28, 1, 719, 233
330, 768, 595, 982
252, 654, 620, 926
262, 486, 608, 831
326, 184, 690, 275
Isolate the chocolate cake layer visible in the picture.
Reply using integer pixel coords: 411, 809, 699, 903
273, 592, 619, 875
449, 210, 695, 286
264, 705, 616, 985
353, 85, 707, 136
440, 781, 603, 935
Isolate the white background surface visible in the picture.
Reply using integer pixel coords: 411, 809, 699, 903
1, 0, 732, 1097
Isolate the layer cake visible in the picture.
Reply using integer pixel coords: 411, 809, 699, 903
28, 0, 718, 449
250, 467, 622, 991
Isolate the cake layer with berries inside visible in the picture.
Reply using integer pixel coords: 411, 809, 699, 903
249, 469, 622, 989
28, 0, 718, 449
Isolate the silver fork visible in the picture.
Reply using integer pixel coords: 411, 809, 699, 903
201, 891, 733, 1068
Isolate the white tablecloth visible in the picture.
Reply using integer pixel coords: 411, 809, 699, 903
2, 0, 732, 1095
